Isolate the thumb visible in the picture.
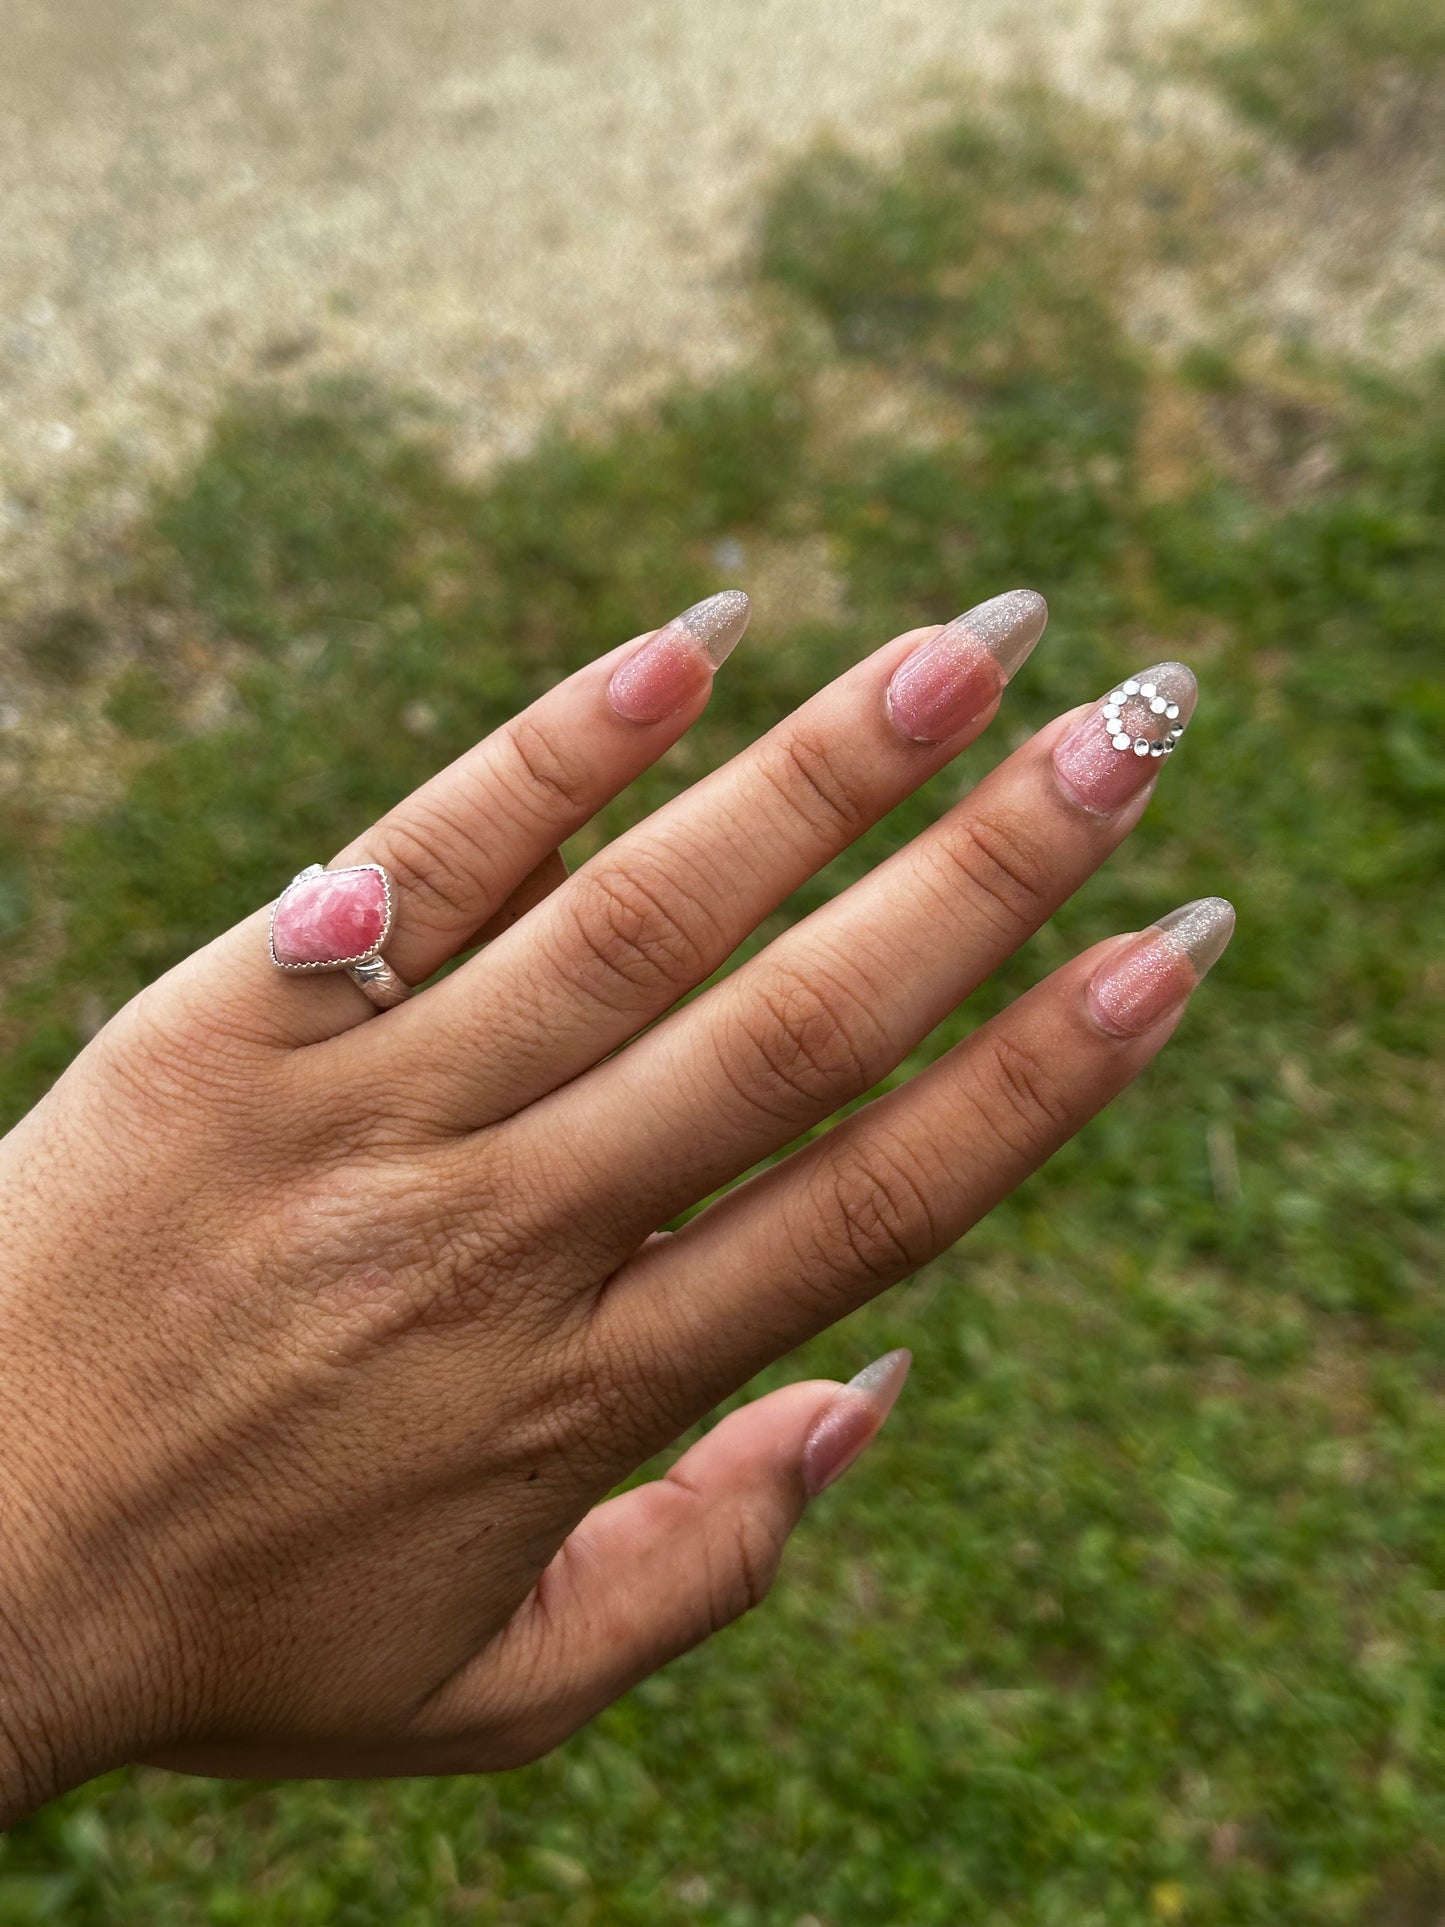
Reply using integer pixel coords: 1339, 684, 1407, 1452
425, 1352, 910, 1767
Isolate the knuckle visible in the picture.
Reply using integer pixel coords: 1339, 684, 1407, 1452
554, 856, 717, 1010
548, 1321, 690, 1469
299, 1152, 540, 1345
803, 1135, 937, 1292
502, 715, 595, 820
761, 724, 875, 844
935, 806, 1048, 941
974, 1029, 1075, 1160
721, 964, 888, 1120
94, 978, 259, 1122
709, 1505, 785, 1629
380, 806, 487, 928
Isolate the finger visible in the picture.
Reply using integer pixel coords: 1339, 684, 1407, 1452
594, 904, 1234, 1430
411, 1357, 910, 1768
191, 593, 751, 1050
338, 592, 750, 989
522, 660, 1197, 1252
379, 589, 1049, 1126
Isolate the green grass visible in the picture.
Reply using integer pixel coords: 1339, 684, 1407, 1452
3, 29, 1445, 1927
1198, 0, 1445, 154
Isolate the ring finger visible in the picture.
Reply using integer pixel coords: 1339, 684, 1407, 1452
198, 591, 755, 1048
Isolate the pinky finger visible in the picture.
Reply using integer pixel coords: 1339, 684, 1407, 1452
414, 1356, 910, 1766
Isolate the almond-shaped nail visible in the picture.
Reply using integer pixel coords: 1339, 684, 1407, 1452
1088, 897, 1235, 1037
802, 1348, 912, 1497
1052, 661, 1197, 814
606, 590, 751, 724
886, 589, 1048, 744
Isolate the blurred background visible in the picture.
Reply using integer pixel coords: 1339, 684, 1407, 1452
2, 0, 1444, 1920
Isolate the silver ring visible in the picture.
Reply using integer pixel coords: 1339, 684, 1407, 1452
269, 862, 413, 1010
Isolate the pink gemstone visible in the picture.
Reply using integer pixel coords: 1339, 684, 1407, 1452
271, 866, 390, 967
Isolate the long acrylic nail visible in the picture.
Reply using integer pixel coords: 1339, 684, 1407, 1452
802, 1349, 912, 1497
606, 590, 751, 724
1052, 661, 1198, 814
886, 589, 1048, 744
1088, 897, 1235, 1037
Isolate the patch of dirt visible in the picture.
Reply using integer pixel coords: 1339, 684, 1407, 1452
3, 0, 1201, 607
2, 0, 1442, 627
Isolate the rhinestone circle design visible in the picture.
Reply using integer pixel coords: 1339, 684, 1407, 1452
1101, 678, 1186, 759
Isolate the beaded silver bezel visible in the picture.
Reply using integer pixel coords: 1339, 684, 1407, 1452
1100, 677, 1186, 759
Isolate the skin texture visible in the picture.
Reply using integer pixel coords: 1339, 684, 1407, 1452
0, 588, 1229, 1822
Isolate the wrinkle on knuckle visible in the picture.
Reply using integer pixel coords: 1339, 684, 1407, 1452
802, 1135, 937, 1294
759, 724, 874, 846
551, 1325, 684, 1469
558, 857, 717, 1010
710, 1504, 784, 1629
304, 1182, 530, 1347
935, 806, 1047, 942
502, 715, 595, 820
721, 963, 887, 1122
100, 984, 258, 1119
380, 806, 487, 928
974, 1029, 1075, 1162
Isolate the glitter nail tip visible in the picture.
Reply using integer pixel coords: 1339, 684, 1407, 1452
1153, 897, 1236, 978
945, 588, 1049, 679
678, 589, 752, 666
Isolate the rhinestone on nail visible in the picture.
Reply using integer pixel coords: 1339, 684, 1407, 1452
1099, 680, 1190, 757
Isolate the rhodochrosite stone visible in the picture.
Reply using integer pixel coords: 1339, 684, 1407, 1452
271, 866, 390, 967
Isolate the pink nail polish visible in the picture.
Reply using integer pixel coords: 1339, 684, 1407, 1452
607, 590, 751, 724
886, 589, 1047, 744
1088, 897, 1235, 1037
1052, 662, 1198, 814
802, 1349, 912, 1497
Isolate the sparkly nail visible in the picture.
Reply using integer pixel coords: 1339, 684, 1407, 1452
802, 1349, 912, 1497
1088, 896, 1235, 1037
1052, 661, 1198, 814
607, 591, 751, 724
886, 589, 1048, 744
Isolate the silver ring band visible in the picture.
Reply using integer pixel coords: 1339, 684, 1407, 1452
345, 954, 412, 1009
269, 861, 413, 1011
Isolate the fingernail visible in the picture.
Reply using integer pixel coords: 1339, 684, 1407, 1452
802, 1348, 912, 1497
1052, 661, 1197, 814
1088, 896, 1235, 1037
886, 589, 1048, 744
606, 590, 751, 724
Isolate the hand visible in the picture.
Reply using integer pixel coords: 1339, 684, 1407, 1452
0, 588, 1230, 1820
